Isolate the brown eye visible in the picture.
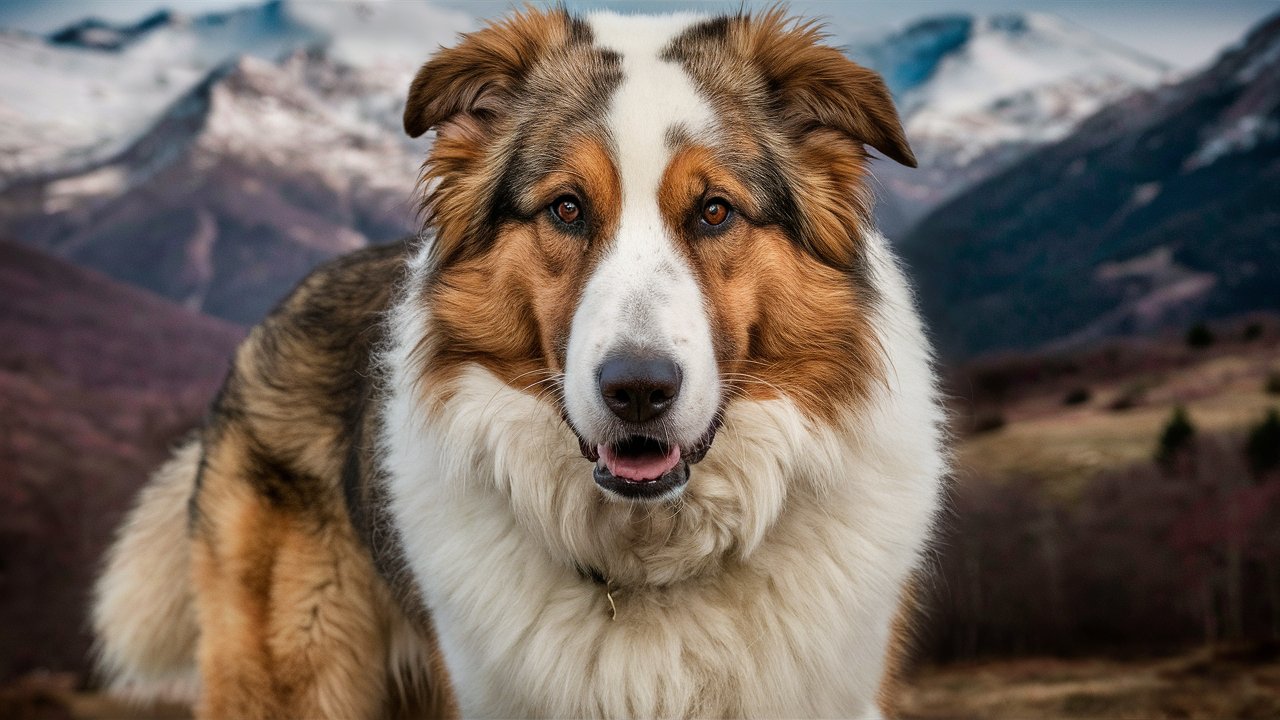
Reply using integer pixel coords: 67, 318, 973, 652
552, 196, 581, 225
701, 198, 730, 227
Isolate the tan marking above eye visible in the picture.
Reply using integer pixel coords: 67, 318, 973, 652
553, 197, 582, 224
702, 199, 729, 226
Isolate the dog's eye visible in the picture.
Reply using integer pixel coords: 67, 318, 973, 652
701, 198, 731, 227
551, 196, 582, 225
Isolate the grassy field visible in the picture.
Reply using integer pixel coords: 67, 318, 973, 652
958, 335, 1280, 493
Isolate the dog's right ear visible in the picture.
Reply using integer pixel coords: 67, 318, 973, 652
404, 8, 571, 138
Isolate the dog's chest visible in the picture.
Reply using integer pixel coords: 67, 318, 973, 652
412, 514, 883, 718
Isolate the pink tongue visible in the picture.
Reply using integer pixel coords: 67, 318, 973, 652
598, 443, 682, 482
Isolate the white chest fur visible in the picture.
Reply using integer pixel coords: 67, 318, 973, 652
378, 232, 944, 717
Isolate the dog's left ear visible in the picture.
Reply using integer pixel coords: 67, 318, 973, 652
404, 8, 569, 138
740, 12, 917, 168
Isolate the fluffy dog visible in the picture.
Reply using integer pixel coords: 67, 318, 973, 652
93, 8, 945, 718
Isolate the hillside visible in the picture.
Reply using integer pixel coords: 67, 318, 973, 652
902, 13, 1280, 359
920, 313, 1280, 669
948, 314, 1280, 487
0, 241, 243, 681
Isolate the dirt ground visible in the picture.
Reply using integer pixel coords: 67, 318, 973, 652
4, 645, 1278, 719
898, 644, 1280, 719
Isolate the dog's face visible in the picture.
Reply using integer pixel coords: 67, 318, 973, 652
405, 9, 913, 555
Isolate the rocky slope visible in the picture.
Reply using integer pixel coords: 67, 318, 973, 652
901, 13, 1280, 359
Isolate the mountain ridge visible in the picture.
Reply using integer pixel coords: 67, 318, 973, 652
901, 12, 1280, 359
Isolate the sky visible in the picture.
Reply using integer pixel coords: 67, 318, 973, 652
1, 0, 1277, 70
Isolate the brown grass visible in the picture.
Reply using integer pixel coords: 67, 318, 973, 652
900, 643, 1280, 719
955, 323, 1280, 491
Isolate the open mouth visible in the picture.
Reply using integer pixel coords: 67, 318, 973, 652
578, 420, 720, 501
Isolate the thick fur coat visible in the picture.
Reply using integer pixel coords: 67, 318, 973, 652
93, 9, 946, 718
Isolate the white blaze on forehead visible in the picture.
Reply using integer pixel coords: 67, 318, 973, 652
588, 12, 716, 204
563, 13, 722, 448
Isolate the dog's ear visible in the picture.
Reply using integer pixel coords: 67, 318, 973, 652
738, 11, 916, 168
404, 8, 571, 138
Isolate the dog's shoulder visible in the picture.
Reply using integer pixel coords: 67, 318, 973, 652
200, 240, 412, 507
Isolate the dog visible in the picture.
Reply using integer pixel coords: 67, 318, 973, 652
92, 8, 945, 718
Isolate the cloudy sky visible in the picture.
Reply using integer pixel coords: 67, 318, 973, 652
2, 0, 1277, 69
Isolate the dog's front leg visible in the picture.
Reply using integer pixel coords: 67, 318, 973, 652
190, 431, 390, 719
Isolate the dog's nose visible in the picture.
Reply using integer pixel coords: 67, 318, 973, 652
598, 356, 682, 423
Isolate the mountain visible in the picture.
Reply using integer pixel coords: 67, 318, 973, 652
0, 3, 1172, 325
0, 1, 473, 323
0, 48, 426, 323
0, 1, 330, 184
0, 0, 470, 185
850, 13, 1169, 236
46, 0, 320, 58
47, 10, 176, 51
901, 13, 1280, 359
0, 240, 243, 680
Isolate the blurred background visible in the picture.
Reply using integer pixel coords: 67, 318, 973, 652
1, 1, 1278, 717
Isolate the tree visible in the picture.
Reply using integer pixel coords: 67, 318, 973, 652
1062, 387, 1091, 406
1246, 408, 1280, 477
1186, 323, 1214, 349
1157, 405, 1196, 470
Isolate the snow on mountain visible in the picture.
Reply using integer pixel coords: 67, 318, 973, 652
849, 12, 1170, 234
855, 13, 1168, 160
0, 30, 201, 183
286, 1, 472, 72
896, 14, 1167, 164
0, 46, 435, 322
0, 0, 470, 187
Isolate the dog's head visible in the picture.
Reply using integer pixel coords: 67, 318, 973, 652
405, 8, 914, 581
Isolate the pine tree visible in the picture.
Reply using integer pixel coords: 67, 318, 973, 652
1186, 323, 1214, 348
1246, 408, 1280, 477
1156, 405, 1196, 470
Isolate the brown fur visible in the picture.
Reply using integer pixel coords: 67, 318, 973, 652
419, 137, 622, 401
407, 8, 910, 417
656, 141, 884, 419
98, 8, 925, 717
188, 244, 457, 717
878, 580, 924, 717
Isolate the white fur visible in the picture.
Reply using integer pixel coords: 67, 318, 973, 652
376, 14, 946, 717
383, 215, 943, 717
91, 14, 944, 716
563, 13, 721, 458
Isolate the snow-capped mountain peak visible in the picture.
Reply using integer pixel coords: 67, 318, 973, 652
0, 0, 470, 186
854, 12, 1169, 167
903, 13, 1166, 116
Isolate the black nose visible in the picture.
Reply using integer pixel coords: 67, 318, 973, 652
598, 356, 682, 423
